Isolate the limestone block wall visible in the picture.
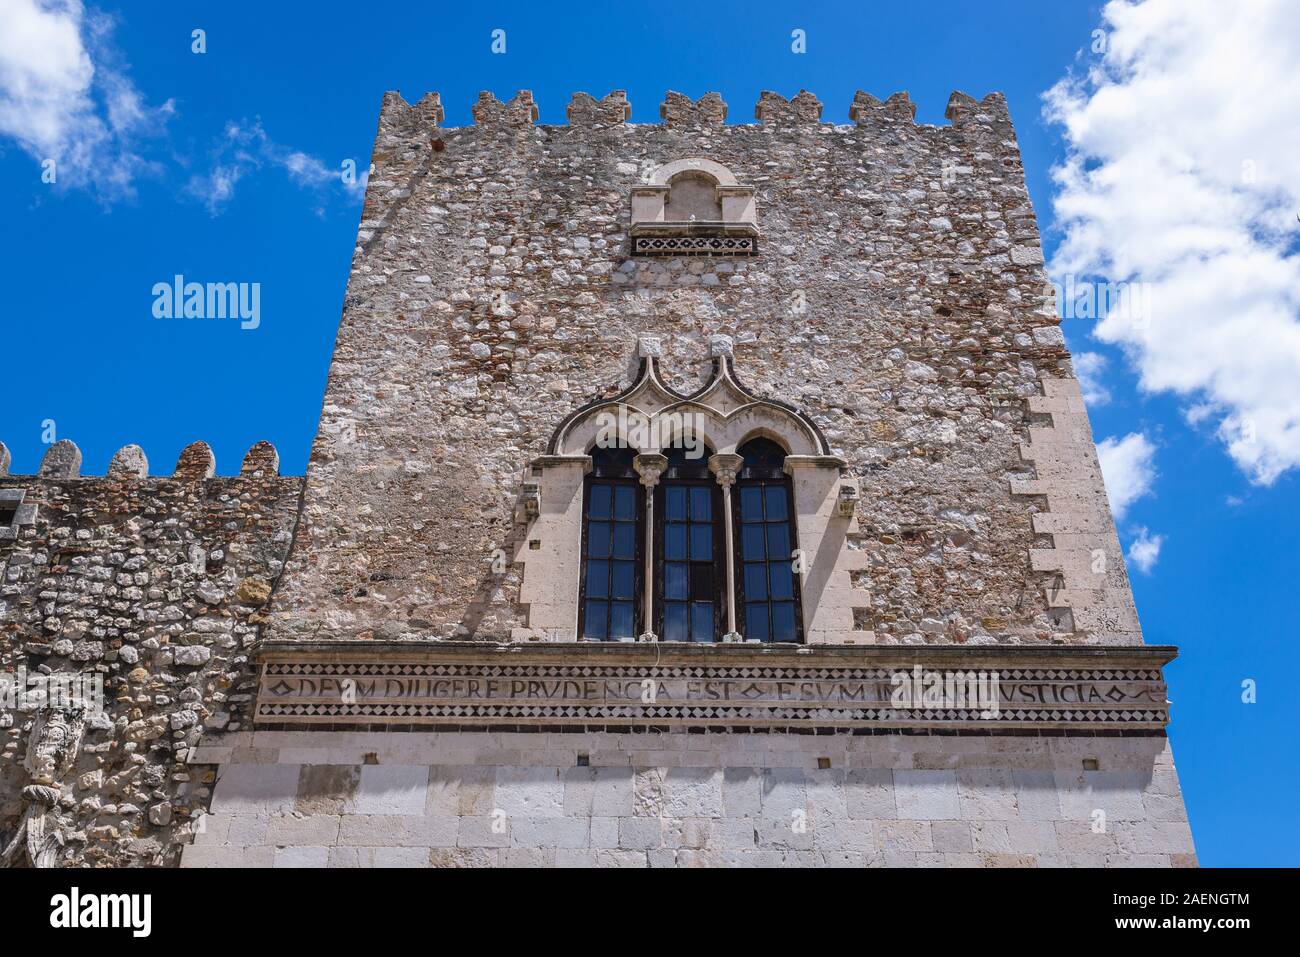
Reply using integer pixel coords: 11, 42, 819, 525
182, 729, 1195, 868
0, 440, 301, 866
268, 87, 1130, 647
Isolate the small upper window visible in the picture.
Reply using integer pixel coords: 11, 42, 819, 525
629, 159, 758, 256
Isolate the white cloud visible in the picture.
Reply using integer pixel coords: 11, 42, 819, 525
1096, 432, 1157, 519
186, 119, 366, 215
1126, 526, 1165, 574
0, 0, 172, 198
1073, 351, 1111, 405
1044, 0, 1300, 485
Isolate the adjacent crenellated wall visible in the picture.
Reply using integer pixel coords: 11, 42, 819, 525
0, 439, 301, 866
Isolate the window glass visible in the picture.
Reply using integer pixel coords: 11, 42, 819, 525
587, 561, 608, 599
664, 523, 687, 560
665, 486, 687, 521
689, 487, 712, 519
589, 523, 611, 559
656, 445, 720, 643
768, 562, 793, 600
580, 448, 641, 641
585, 601, 608, 639
611, 561, 635, 599
614, 486, 636, 520
735, 439, 802, 643
663, 603, 688, 642
610, 602, 635, 640
664, 562, 688, 600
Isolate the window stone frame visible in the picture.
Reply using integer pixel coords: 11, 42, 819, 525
630, 158, 759, 256
0, 489, 36, 540
512, 341, 871, 644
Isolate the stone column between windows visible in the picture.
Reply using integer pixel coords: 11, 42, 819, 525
709, 452, 744, 642
633, 453, 667, 642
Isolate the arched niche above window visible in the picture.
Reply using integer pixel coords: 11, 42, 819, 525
630, 158, 758, 257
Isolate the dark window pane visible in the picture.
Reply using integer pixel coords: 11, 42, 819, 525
742, 525, 766, 560
663, 603, 688, 642
690, 602, 714, 642
665, 486, 687, 521
614, 485, 636, 520
739, 486, 763, 522
689, 524, 712, 560
611, 561, 635, 599
610, 602, 634, 640
743, 562, 767, 601
592, 446, 636, 478
740, 438, 786, 472
586, 560, 609, 599
589, 485, 611, 518
664, 562, 688, 600
764, 485, 788, 521
589, 523, 611, 558
612, 523, 636, 559
689, 486, 711, 520
771, 602, 797, 642
769, 562, 793, 600
745, 603, 769, 641
664, 523, 687, 560
584, 602, 608, 640
689, 563, 713, 599
766, 523, 790, 560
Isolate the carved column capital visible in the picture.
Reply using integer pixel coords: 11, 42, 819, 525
708, 452, 744, 489
633, 453, 668, 488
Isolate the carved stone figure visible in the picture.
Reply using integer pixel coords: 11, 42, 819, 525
1, 708, 85, 867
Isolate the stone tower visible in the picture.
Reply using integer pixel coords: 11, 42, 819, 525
0, 87, 1195, 868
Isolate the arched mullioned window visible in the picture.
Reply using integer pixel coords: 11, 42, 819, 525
578, 447, 642, 641
734, 438, 802, 643
656, 444, 722, 642
542, 345, 855, 646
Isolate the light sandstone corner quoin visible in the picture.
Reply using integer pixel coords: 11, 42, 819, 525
0, 89, 1194, 869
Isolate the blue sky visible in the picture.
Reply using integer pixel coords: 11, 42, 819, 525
2, 0, 1296, 866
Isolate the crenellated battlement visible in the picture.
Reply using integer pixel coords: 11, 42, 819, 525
375, 88, 1013, 131
0, 439, 285, 481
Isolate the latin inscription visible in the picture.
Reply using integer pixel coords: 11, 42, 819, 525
261, 671, 1165, 710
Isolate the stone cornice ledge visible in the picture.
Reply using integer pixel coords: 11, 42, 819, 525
254, 639, 1177, 668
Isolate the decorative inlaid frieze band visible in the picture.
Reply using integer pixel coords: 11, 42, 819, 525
632, 235, 756, 256
254, 641, 1175, 732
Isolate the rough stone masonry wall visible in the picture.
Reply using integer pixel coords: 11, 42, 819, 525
0, 439, 301, 866
183, 730, 1195, 868
268, 88, 1140, 648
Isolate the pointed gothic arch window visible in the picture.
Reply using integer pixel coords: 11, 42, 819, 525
578, 447, 643, 641
734, 438, 803, 643
656, 443, 723, 642
533, 344, 856, 646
